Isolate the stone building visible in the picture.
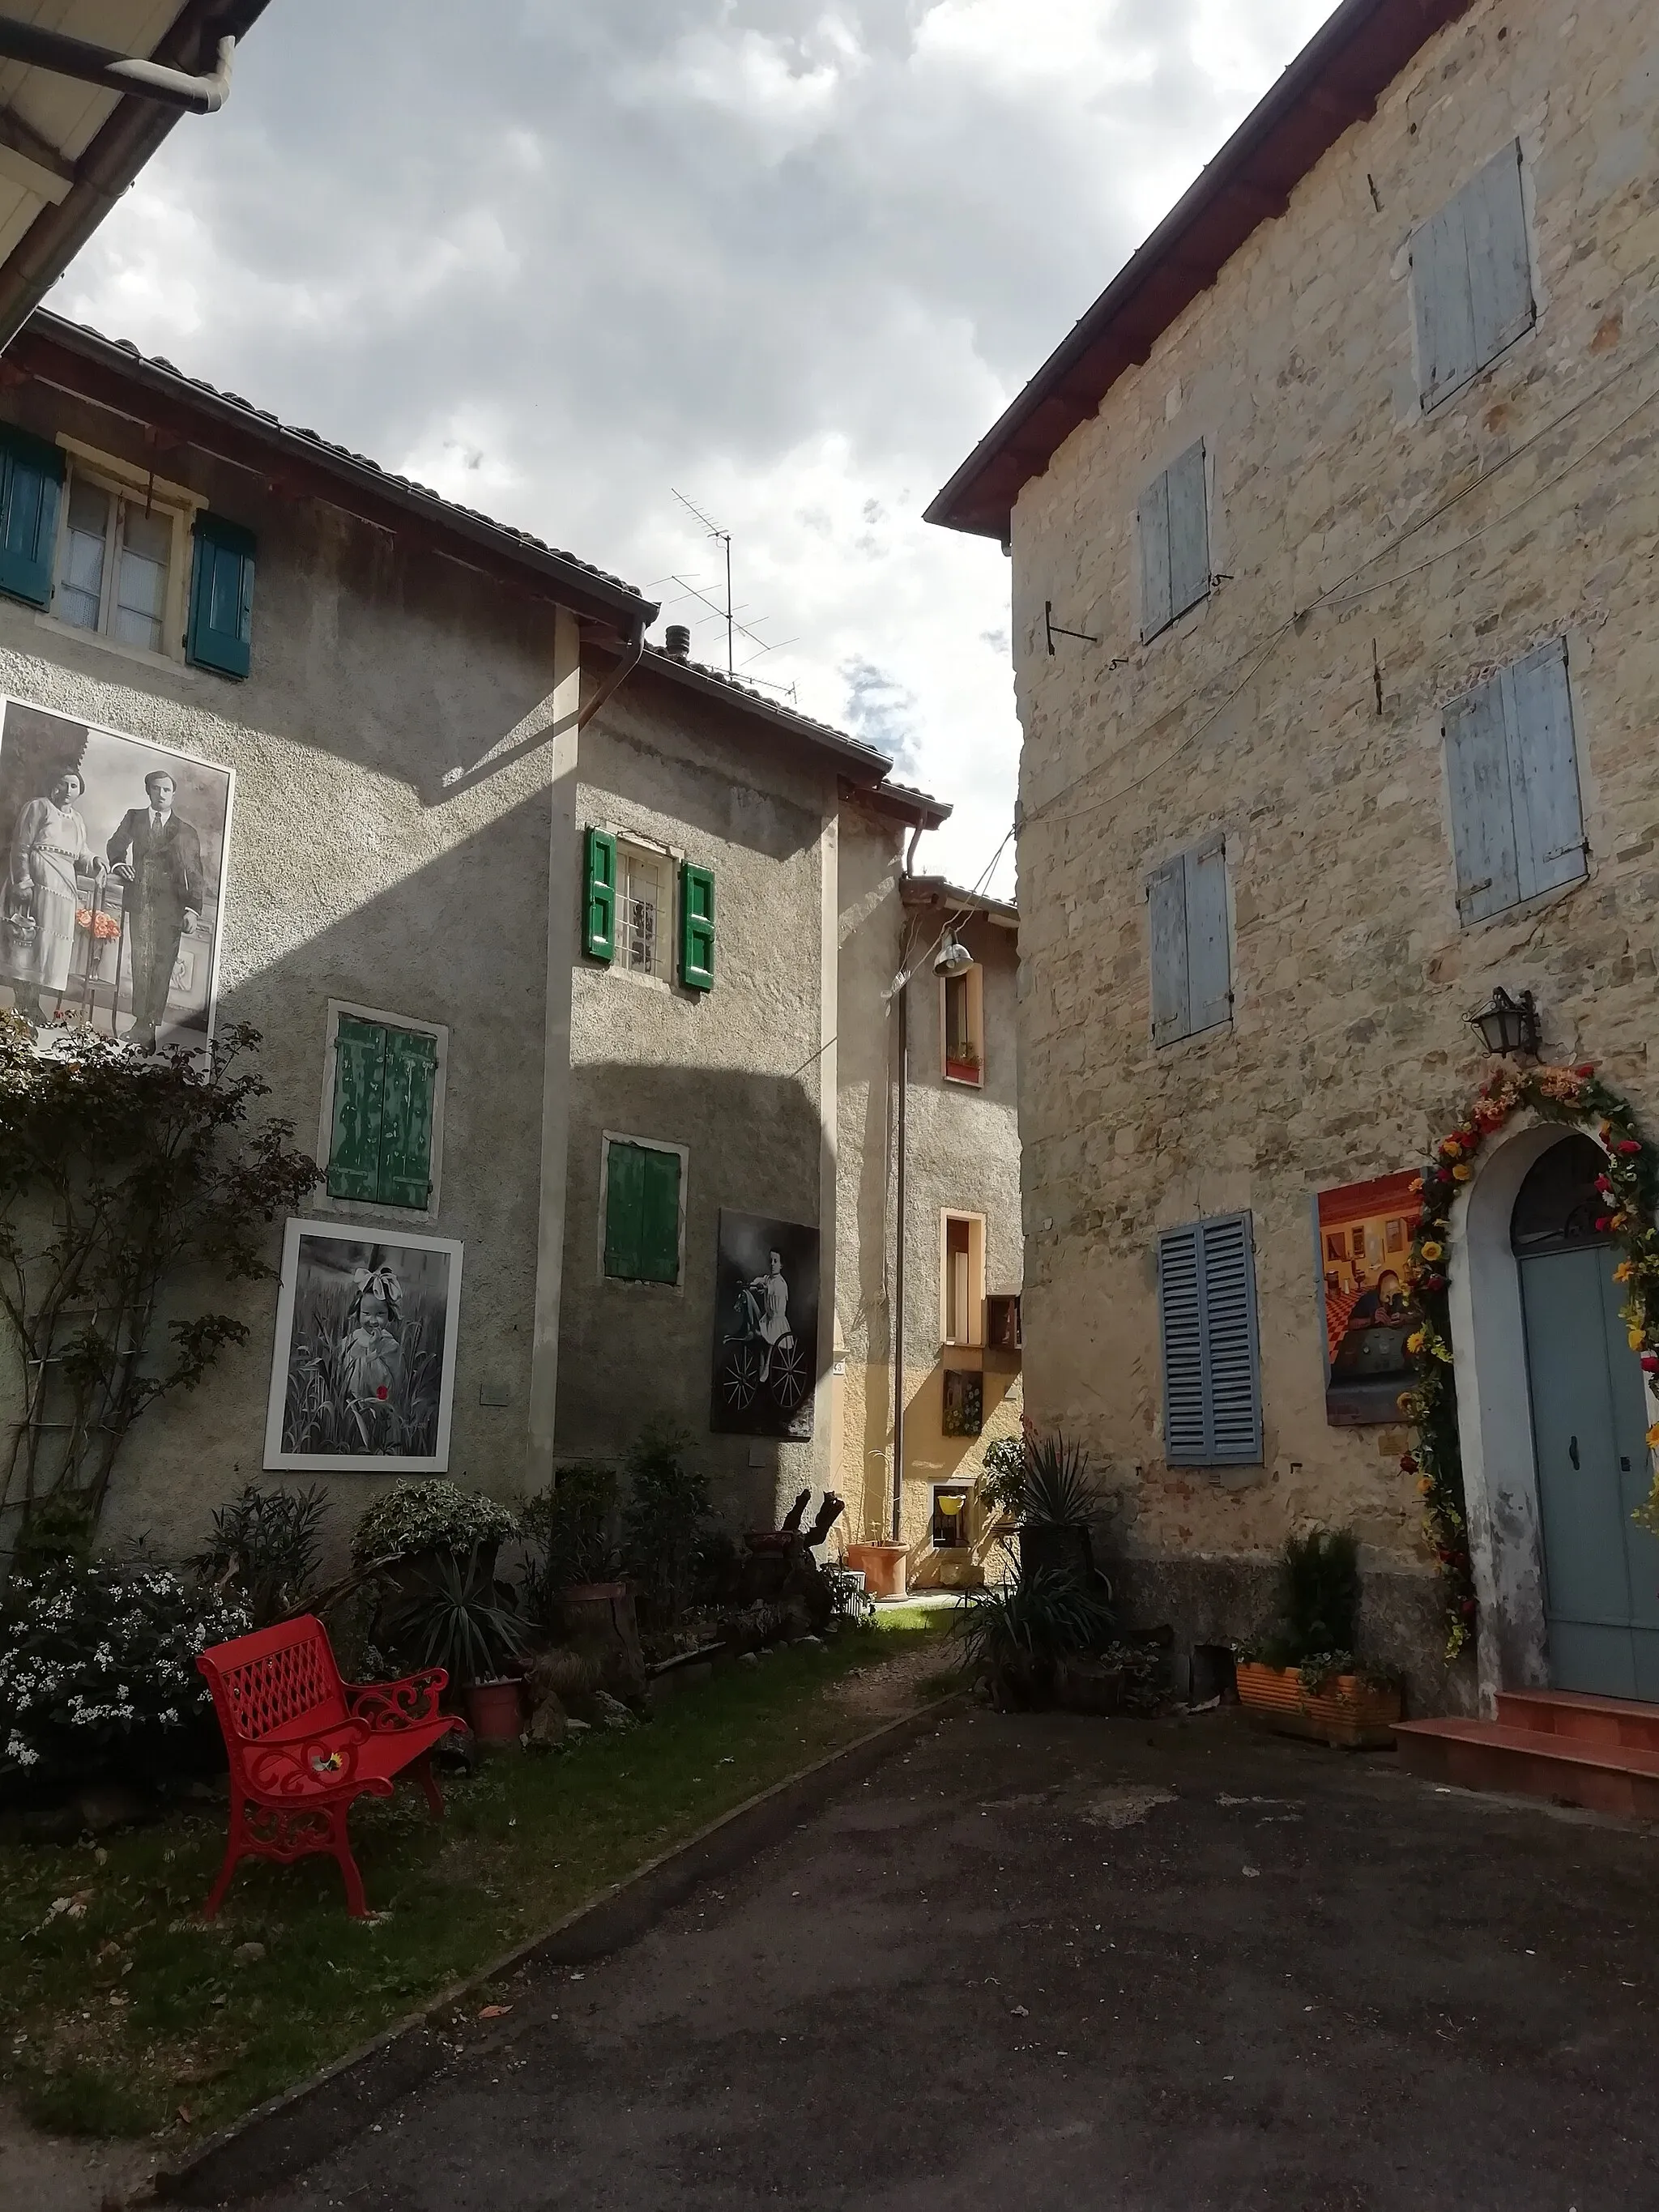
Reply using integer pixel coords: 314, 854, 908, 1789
0, 309, 1021, 1575
929, 0, 1659, 1713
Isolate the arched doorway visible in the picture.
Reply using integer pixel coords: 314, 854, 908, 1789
1512, 1135, 1659, 1699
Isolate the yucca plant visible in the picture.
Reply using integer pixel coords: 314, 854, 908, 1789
382, 1551, 528, 1688
953, 1568, 1115, 1707
1020, 1430, 1095, 1527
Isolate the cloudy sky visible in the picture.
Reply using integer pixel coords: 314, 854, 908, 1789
59, 0, 1339, 893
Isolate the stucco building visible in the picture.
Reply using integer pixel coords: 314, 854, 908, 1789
930, 0, 1659, 1715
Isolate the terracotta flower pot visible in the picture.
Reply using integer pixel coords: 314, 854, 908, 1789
1235, 1660, 1401, 1748
845, 1542, 908, 1600
464, 1678, 524, 1745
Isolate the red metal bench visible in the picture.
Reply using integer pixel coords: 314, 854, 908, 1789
197, 1613, 462, 1919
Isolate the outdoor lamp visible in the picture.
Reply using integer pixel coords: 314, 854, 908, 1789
1468, 987, 1541, 1059
935, 935, 974, 975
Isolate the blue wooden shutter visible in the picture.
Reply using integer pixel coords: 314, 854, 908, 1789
1464, 142, 1533, 370
1166, 441, 1210, 620
1200, 1213, 1262, 1464
1413, 197, 1477, 410
1138, 469, 1172, 640
603, 1140, 645, 1277
1184, 837, 1231, 1034
637, 1146, 682, 1283
186, 514, 255, 677
584, 828, 617, 961
1445, 671, 1520, 924
680, 861, 714, 990
1147, 855, 1189, 1044
327, 1016, 387, 1202
1158, 1224, 1207, 1463
377, 1026, 438, 1208
1504, 638, 1584, 902
0, 424, 63, 608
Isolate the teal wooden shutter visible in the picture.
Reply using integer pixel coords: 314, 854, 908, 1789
186, 514, 255, 677
638, 1146, 682, 1283
1505, 639, 1585, 902
1166, 441, 1210, 620
0, 424, 63, 608
680, 862, 714, 990
1445, 671, 1520, 924
1138, 468, 1172, 640
327, 1016, 387, 1201
584, 828, 617, 961
1159, 1213, 1260, 1466
1147, 855, 1190, 1045
603, 1142, 645, 1277
377, 1026, 438, 1208
1158, 1223, 1207, 1463
1184, 837, 1231, 1034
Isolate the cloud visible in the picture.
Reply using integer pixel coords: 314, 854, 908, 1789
56, 0, 1341, 898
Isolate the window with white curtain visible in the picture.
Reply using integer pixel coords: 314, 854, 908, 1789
57, 471, 177, 655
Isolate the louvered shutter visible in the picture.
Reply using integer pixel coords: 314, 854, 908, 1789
1444, 673, 1520, 923
327, 1016, 387, 1202
1158, 1224, 1208, 1463
1147, 856, 1189, 1044
377, 1027, 438, 1208
584, 828, 617, 961
680, 862, 714, 990
186, 515, 256, 678
0, 424, 62, 608
1504, 638, 1584, 902
1138, 470, 1173, 641
1184, 838, 1231, 1034
603, 1141, 645, 1278
1464, 142, 1534, 370
1166, 441, 1210, 620
1200, 1213, 1262, 1464
637, 1146, 682, 1283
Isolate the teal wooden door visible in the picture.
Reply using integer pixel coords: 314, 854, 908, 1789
1520, 1246, 1659, 1698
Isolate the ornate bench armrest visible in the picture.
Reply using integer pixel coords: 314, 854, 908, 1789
243, 1721, 374, 1801
343, 1669, 450, 1731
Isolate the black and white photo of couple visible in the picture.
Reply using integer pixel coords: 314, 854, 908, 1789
0, 698, 232, 1050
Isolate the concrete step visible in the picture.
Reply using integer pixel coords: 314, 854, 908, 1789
1393, 1715, 1659, 1819
1495, 1687, 1659, 1756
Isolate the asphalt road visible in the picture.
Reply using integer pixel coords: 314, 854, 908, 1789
245, 1708, 1659, 2211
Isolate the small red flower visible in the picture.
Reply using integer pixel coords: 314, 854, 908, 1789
1618, 1140, 1642, 1157
1460, 1597, 1478, 1617
1596, 1217, 1614, 1232
1400, 1454, 1418, 1474
1595, 1175, 1614, 1194
376, 1384, 389, 1400
1575, 1063, 1596, 1078
1427, 1274, 1446, 1292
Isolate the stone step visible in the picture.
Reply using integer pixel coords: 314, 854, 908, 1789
1392, 1716, 1659, 1819
1495, 1687, 1659, 1756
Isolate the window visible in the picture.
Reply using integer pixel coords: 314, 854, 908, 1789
621, 848, 663, 975
932, 1484, 971, 1547
323, 1009, 443, 1212
1413, 142, 1534, 411
1138, 439, 1209, 641
1444, 638, 1585, 926
941, 963, 984, 1085
986, 1294, 1022, 1352
941, 1213, 985, 1347
602, 1135, 684, 1285
1158, 1213, 1262, 1467
582, 826, 715, 990
1146, 837, 1231, 1046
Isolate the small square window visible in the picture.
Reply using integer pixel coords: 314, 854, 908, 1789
932, 1484, 971, 1548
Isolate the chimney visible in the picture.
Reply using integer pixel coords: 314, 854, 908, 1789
663, 624, 691, 661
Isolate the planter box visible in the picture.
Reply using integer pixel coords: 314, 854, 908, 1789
1236, 1660, 1402, 1748
845, 1543, 908, 1600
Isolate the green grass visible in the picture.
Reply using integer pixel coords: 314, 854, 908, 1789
0, 1616, 954, 2146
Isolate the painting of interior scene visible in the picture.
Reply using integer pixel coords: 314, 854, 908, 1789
1317, 1170, 1421, 1424
0, 697, 234, 1050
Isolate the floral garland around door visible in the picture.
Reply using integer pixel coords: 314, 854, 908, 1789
1397, 1060, 1659, 1660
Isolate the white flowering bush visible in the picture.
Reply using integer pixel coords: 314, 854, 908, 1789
351, 1480, 518, 1568
0, 1563, 249, 1786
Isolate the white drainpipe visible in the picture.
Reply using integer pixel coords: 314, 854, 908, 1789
0, 23, 237, 114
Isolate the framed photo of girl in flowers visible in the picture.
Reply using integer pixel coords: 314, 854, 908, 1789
264, 1221, 464, 1473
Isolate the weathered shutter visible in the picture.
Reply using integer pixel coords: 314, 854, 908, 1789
584, 828, 617, 961
377, 1026, 438, 1208
327, 1016, 387, 1202
1147, 855, 1190, 1045
680, 861, 714, 990
1138, 469, 1173, 641
603, 1141, 645, 1278
1184, 837, 1231, 1034
1413, 197, 1477, 410
1464, 141, 1533, 369
1444, 672, 1520, 924
1158, 1224, 1208, 1464
637, 1146, 682, 1283
1200, 1213, 1262, 1464
186, 514, 256, 678
1166, 441, 1210, 620
1504, 637, 1585, 903
0, 424, 63, 608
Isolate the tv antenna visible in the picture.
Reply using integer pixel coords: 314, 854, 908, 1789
672, 488, 736, 676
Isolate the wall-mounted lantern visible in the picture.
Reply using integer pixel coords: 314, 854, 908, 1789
1468, 987, 1542, 1059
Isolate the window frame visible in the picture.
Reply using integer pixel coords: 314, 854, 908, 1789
43, 438, 204, 671
314, 999, 450, 1225
591, 821, 684, 991
598, 1130, 689, 1292
939, 961, 984, 1086
940, 1209, 987, 1348
931, 1482, 973, 1549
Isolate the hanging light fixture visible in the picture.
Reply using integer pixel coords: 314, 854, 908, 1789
1468, 987, 1541, 1059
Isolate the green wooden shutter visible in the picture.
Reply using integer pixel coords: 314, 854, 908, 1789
603, 1141, 646, 1277
186, 514, 256, 678
638, 1146, 682, 1283
0, 424, 63, 608
327, 1016, 387, 1201
680, 862, 714, 990
584, 828, 617, 961
377, 1026, 438, 1207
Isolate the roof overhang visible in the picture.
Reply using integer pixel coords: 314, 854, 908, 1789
616, 642, 902, 782
901, 875, 1017, 930
925, 0, 1478, 540
0, 2, 271, 354
845, 777, 953, 831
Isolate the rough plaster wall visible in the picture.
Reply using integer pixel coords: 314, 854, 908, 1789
1009, 0, 1659, 1635
557, 664, 834, 1532
0, 381, 566, 1563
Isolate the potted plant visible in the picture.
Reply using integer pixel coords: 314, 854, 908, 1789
352, 1479, 519, 1599
953, 1567, 1116, 1710
1235, 1528, 1402, 1748
844, 1538, 909, 1600
383, 1551, 530, 1744
1010, 1430, 1098, 1586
